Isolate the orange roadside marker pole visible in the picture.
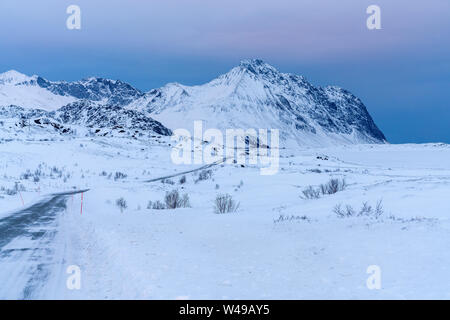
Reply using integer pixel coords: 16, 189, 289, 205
80, 192, 83, 215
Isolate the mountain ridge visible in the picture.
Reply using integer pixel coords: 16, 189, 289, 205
127, 59, 386, 145
0, 60, 386, 145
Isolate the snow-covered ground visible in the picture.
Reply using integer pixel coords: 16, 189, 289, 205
1, 132, 449, 299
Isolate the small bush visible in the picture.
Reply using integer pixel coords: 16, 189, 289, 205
116, 197, 127, 213
320, 178, 346, 195
164, 190, 191, 209
345, 205, 356, 217
34, 168, 42, 177
21, 170, 32, 180
180, 194, 190, 208
114, 172, 127, 181
359, 202, 373, 216
152, 200, 166, 210
274, 214, 310, 223
165, 190, 181, 209
214, 194, 239, 214
179, 175, 187, 184
196, 169, 212, 182
6, 188, 17, 196
374, 200, 384, 218
302, 186, 321, 199
5, 182, 24, 196
333, 204, 354, 218
334, 200, 384, 219
161, 178, 175, 185
302, 178, 347, 199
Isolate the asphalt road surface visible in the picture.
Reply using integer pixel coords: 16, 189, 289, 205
0, 189, 87, 299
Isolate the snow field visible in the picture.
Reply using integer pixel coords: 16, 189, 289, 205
1, 136, 450, 298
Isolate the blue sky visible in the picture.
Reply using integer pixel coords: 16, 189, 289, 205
0, 0, 449, 143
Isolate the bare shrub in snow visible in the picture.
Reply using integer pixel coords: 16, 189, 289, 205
6, 188, 17, 196
375, 200, 384, 218
21, 170, 32, 180
214, 194, 239, 214
114, 172, 127, 181
180, 194, 190, 208
320, 178, 346, 195
302, 178, 347, 199
152, 200, 166, 210
165, 190, 180, 209
332, 204, 355, 218
164, 189, 191, 209
196, 169, 212, 183
345, 205, 356, 217
116, 197, 127, 213
146, 200, 153, 209
302, 186, 321, 199
386, 215, 436, 224
333, 204, 345, 218
274, 214, 310, 223
161, 178, 175, 185
179, 175, 186, 184
334, 199, 384, 219
359, 202, 373, 216
17, 182, 25, 191
5, 182, 25, 196
34, 168, 42, 177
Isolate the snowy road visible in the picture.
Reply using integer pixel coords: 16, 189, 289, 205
0, 190, 87, 299
144, 157, 226, 183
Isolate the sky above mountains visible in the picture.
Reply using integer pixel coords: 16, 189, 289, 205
0, 0, 449, 143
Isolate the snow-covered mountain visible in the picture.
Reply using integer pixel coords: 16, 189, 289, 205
0, 70, 77, 110
35, 77, 143, 106
0, 70, 143, 111
128, 59, 386, 146
0, 102, 171, 138
53, 101, 171, 136
0, 71, 169, 137
0, 60, 386, 145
